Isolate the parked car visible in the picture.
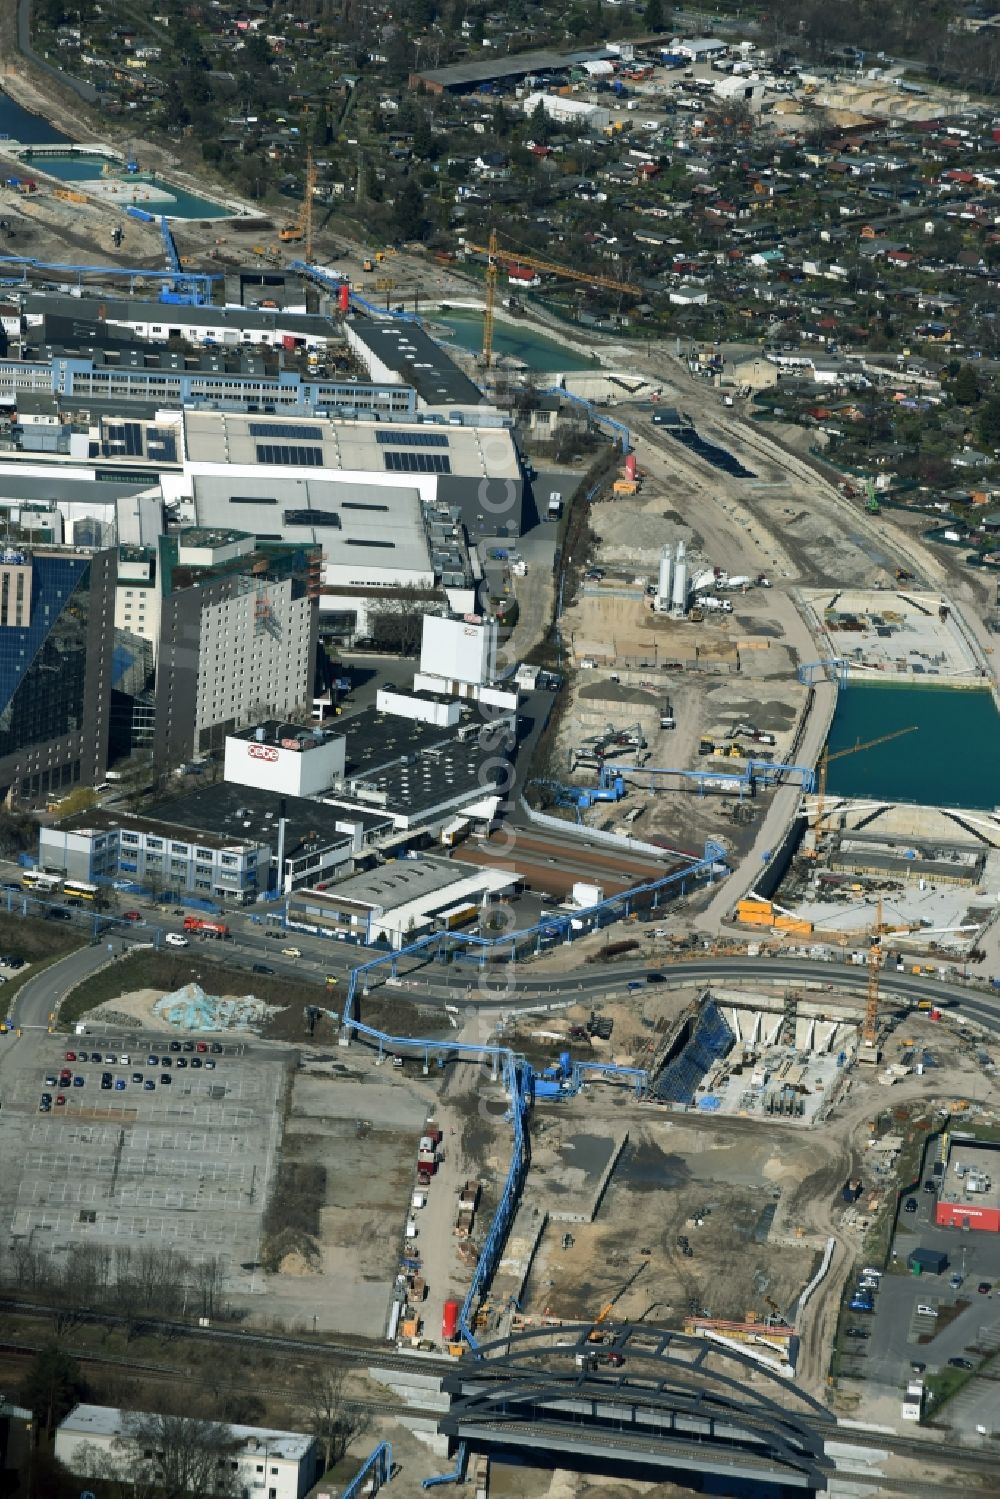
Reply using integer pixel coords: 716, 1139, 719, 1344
282, 946, 302, 958
904, 1198, 917, 1213
160, 1074, 172, 1085
251, 963, 274, 974
978, 1282, 992, 1295
948, 1357, 974, 1370
123, 910, 143, 922
846, 1328, 869, 1340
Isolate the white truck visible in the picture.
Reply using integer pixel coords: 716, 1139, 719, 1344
697, 595, 733, 614
546, 492, 563, 521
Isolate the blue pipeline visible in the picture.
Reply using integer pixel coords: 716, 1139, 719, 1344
339, 842, 727, 1032
339, 1440, 392, 1497
422, 1441, 467, 1489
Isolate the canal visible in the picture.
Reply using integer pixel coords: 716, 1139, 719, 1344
1, 89, 226, 218
826, 683, 1000, 810
433, 306, 600, 373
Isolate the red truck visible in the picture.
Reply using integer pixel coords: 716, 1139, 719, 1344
183, 915, 230, 939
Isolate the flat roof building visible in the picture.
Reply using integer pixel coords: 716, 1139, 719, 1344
343, 317, 483, 408
174, 410, 525, 540
287, 851, 518, 947
55, 1405, 322, 1499
936, 1137, 1000, 1233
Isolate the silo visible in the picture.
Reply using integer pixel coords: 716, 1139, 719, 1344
657, 544, 673, 612
671, 540, 688, 617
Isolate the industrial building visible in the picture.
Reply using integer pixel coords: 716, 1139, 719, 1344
521, 93, 612, 131
21, 291, 336, 352
172, 409, 526, 540
935, 1136, 1000, 1233
0, 543, 116, 806
40, 783, 392, 898
286, 852, 518, 947
344, 318, 484, 409
55, 1406, 322, 1499
150, 528, 320, 766
0, 350, 418, 421
408, 44, 618, 93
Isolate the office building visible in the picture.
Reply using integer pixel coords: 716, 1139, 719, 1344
0, 544, 115, 804
152, 528, 320, 765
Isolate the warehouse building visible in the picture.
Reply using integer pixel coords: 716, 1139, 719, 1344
521, 92, 612, 131
22, 292, 336, 352
286, 852, 518, 947
343, 318, 483, 409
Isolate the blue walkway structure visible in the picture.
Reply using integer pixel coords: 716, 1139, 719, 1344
158, 216, 207, 305
797, 658, 849, 688
603, 760, 817, 796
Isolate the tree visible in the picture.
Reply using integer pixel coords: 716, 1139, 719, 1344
20, 1345, 86, 1435
979, 395, 1000, 449
952, 363, 981, 405
115, 1411, 241, 1499
644, 0, 666, 30
391, 176, 426, 241
299, 1366, 371, 1473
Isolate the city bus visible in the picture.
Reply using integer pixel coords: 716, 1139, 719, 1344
63, 880, 99, 903
20, 871, 62, 894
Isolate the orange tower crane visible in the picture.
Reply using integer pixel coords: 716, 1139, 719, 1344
461, 229, 642, 368
812, 726, 918, 835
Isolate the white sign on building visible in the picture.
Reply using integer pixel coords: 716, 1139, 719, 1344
419, 614, 497, 686
224, 728, 346, 798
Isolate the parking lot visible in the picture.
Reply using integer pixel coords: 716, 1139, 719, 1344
838, 1174, 1000, 1392
0, 1031, 286, 1281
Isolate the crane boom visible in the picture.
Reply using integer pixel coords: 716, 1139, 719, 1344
462, 230, 641, 368
812, 725, 917, 833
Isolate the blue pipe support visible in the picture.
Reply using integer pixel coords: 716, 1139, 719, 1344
339, 844, 726, 1030
421, 1441, 467, 1489
0, 252, 218, 284
797, 658, 849, 688
542, 385, 630, 451
339, 1440, 393, 1498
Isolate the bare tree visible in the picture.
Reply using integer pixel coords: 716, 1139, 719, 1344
115, 1411, 241, 1499
298, 1365, 371, 1473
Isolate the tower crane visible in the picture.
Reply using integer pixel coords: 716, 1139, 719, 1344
864, 894, 893, 1050
812, 725, 918, 835
460, 229, 642, 368
279, 148, 316, 259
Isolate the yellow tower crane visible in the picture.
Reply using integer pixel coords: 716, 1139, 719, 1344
279, 148, 316, 258
864, 894, 894, 1050
812, 726, 918, 836
461, 229, 642, 368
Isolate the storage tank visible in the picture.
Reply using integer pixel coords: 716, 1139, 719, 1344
671, 540, 688, 616
442, 1299, 461, 1341
624, 452, 637, 481
338, 282, 350, 314
657, 544, 673, 612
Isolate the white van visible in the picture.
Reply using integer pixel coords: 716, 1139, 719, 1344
165, 932, 189, 948
916, 1304, 938, 1317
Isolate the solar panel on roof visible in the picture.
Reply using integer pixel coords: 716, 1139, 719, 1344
376, 430, 449, 447
383, 451, 451, 474
255, 444, 324, 467
248, 422, 321, 440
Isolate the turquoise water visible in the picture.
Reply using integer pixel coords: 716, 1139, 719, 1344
19, 152, 228, 218
826, 684, 1000, 809
433, 307, 600, 372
